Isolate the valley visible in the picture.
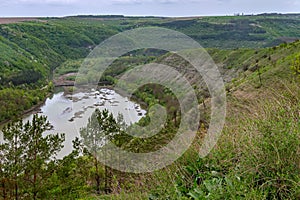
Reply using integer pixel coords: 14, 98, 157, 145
0, 14, 300, 199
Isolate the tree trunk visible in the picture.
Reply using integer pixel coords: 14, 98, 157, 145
1, 179, 6, 200
33, 172, 37, 200
33, 133, 37, 200
14, 134, 18, 200
104, 166, 108, 194
15, 180, 18, 200
202, 99, 206, 109
33, 191, 37, 200
95, 157, 100, 194
174, 111, 177, 126
104, 166, 111, 194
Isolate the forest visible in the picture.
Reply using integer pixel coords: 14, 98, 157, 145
0, 14, 300, 199
1, 14, 300, 122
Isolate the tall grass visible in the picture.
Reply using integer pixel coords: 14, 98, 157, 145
144, 80, 299, 200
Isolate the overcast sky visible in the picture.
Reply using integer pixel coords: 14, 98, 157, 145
0, 0, 299, 17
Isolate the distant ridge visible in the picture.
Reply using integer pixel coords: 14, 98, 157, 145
0, 17, 46, 24
65, 15, 167, 19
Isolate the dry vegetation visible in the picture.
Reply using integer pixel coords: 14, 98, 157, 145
0, 17, 46, 24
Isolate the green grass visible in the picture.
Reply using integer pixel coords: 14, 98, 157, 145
0, 15, 300, 199
90, 40, 300, 200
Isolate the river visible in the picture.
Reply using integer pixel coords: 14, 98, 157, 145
0, 88, 146, 158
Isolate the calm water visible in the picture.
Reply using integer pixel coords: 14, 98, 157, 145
1, 88, 146, 158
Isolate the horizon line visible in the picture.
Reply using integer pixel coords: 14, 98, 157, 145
0, 12, 300, 18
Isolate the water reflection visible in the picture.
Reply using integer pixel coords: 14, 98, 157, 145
2, 88, 146, 158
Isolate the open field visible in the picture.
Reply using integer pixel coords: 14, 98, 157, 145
0, 17, 46, 24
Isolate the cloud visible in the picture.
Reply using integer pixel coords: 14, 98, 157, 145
110, 0, 152, 4
8, 0, 166, 6
0, 0, 298, 17
17, 0, 81, 5
110, 0, 199, 5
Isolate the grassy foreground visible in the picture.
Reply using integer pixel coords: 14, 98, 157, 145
0, 16, 300, 199
84, 41, 300, 199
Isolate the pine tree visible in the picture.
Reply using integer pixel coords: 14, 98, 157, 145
0, 121, 25, 200
80, 109, 120, 194
22, 115, 65, 200
0, 115, 65, 199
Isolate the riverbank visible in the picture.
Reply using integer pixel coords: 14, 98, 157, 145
9, 87, 146, 157
0, 80, 148, 130
0, 92, 53, 127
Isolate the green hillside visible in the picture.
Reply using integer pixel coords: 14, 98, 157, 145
1, 35, 299, 200
140, 40, 300, 200
0, 13, 300, 199
0, 20, 118, 122
0, 14, 299, 122
80, 13, 300, 48
1, 13, 300, 86
87, 40, 300, 200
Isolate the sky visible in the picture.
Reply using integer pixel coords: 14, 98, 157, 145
0, 0, 299, 17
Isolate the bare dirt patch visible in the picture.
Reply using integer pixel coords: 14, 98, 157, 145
0, 17, 47, 24
53, 72, 77, 87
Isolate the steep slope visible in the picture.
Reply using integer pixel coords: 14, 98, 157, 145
0, 20, 119, 122
0, 16, 299, 198
0, 14, 299, 122
70, 35, 300, 200
135, 41, 300, 200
